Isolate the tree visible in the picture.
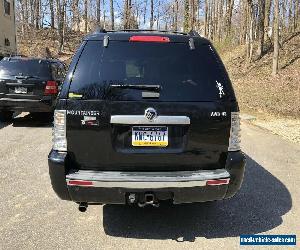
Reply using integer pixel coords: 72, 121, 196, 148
272, 0, 280, 75
225, 0, 235, 37
56, 0, 66, 53
217, 0, 224, 41
174, 0, 178, 31
110, 0, 115, 29
264, 0, 271, 38
257, 0, 266, 57
34, 0, 40, 29
156, 0, 160, 29
124, 0, 129, 28
72, 0, 80, 31
49, 0, 55, 28
18, 0, 26, 35
190, 0, 195, 30
204, 0, 208, 36
150, 0, 154, 29
183, 0, 189, 32
97, 0, 101, 26
103, 0, 106, 28
143, 0, 147, 25
245, 0, 255, 63
84, 0, 88, 33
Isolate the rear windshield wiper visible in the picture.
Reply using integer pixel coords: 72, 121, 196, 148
110, 84, 162, 92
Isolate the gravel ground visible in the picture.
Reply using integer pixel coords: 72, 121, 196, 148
253, 118, 300, 144
241, 113, 300, 144
0, 113, 299, 249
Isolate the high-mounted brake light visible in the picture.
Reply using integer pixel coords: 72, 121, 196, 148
129, 36, 170, 43
206, 179, 230, 186
44, 81, 58, 95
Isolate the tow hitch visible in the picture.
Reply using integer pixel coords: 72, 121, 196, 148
127, 193, 160, 207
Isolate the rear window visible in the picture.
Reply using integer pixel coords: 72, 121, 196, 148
0, 59, 51, 78
69, 40, 232, 101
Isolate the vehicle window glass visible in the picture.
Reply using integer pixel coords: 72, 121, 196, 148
0, 59, 51, 78
69, 40, 231, 101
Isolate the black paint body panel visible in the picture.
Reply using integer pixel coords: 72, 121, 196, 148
66, 100, 236, 171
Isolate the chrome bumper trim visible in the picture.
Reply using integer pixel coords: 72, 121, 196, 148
110, 115, 190, 125
66, 169, 230, 188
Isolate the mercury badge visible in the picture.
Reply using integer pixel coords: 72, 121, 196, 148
144, 107, 157, 121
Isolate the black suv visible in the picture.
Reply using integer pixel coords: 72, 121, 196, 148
0, 56, 66, 121
48, 30, 245, 211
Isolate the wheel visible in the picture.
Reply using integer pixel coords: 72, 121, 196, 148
0, 111, 13, 122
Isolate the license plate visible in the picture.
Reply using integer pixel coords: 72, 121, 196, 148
15, 87, 27, 94
132, 126, 168, 147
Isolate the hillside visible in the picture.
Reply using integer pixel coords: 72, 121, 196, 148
217, 33, 300, 143
18, 28, 82, 63
219, 32, 300, 118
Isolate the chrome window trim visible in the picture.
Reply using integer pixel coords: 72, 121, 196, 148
110, 115, 190, 125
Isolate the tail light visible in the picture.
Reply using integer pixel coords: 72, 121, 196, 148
44, 81, 58, 95
206, 179, 230, 186
67, 180, 94, 187
53, 110, 67, 151
129, 36, 170, 43
228, 112, 241, 151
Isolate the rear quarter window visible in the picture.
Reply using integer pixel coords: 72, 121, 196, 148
69, 40, 234, 101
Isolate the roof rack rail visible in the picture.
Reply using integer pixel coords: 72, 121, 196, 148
102, 29, 188, 36
188, 30, 201, 37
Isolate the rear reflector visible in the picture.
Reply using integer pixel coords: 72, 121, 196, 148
68, 180, 94, 187
129, 36, 170, 43
206, 179, 230, 186
44, 81, 58, 95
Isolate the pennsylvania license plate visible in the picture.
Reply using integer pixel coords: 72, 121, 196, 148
132, 126, 168, 147
15, 87, 27, 94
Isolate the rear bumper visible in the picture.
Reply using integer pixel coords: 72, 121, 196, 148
48, 150, 246, 204
0, 97, 54, 112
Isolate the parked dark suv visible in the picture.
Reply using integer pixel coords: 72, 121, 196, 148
48, 30, 246, 211
0, 56, 66, 121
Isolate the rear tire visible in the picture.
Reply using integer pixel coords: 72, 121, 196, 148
0, 111, 14, 122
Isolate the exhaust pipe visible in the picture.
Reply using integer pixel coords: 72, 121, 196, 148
78, 202, 88, 212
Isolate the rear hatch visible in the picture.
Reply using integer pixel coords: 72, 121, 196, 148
0, 58, 52, 100
66, 36, 236, 171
